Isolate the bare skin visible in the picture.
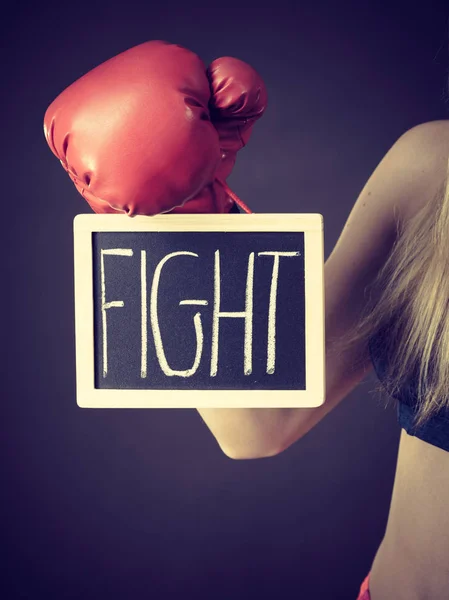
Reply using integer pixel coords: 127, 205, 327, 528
369, 430, 449, 600
198, 120, 449, 599
369, 122, 449, 600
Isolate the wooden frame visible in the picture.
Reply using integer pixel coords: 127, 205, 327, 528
73, 213, 325, 408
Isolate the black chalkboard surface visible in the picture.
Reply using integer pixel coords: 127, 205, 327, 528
73, 214, 324, 408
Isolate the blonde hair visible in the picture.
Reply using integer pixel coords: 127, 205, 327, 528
339, 161, 449, 429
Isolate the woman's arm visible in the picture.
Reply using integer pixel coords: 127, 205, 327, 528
197, 121, 449, 459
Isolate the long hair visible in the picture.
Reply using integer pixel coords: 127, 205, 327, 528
338, 161, 449, 429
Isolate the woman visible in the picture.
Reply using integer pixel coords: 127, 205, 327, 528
198, 119, 449, 599
44, 40, 449, 600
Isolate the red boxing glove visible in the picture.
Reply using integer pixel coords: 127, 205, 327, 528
43, 41, 267, 215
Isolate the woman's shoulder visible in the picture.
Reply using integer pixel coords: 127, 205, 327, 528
392, 120, 449, 224
395, 120, 449, 161
404, 119, 449, 137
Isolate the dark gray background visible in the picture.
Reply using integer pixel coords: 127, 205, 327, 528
3, 1, 448, 598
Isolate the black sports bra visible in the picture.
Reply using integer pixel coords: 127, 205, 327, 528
368, 327, 449, 452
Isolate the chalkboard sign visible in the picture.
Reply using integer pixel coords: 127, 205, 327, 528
73, 214, 324, 408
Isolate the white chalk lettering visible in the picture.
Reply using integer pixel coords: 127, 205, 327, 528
100, 246, 300, 380
258, 251, 300, 374
151, 252, 204, 377
210, 250, 254, 377
101, 248, 133, 377
141, 250, 148, 378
